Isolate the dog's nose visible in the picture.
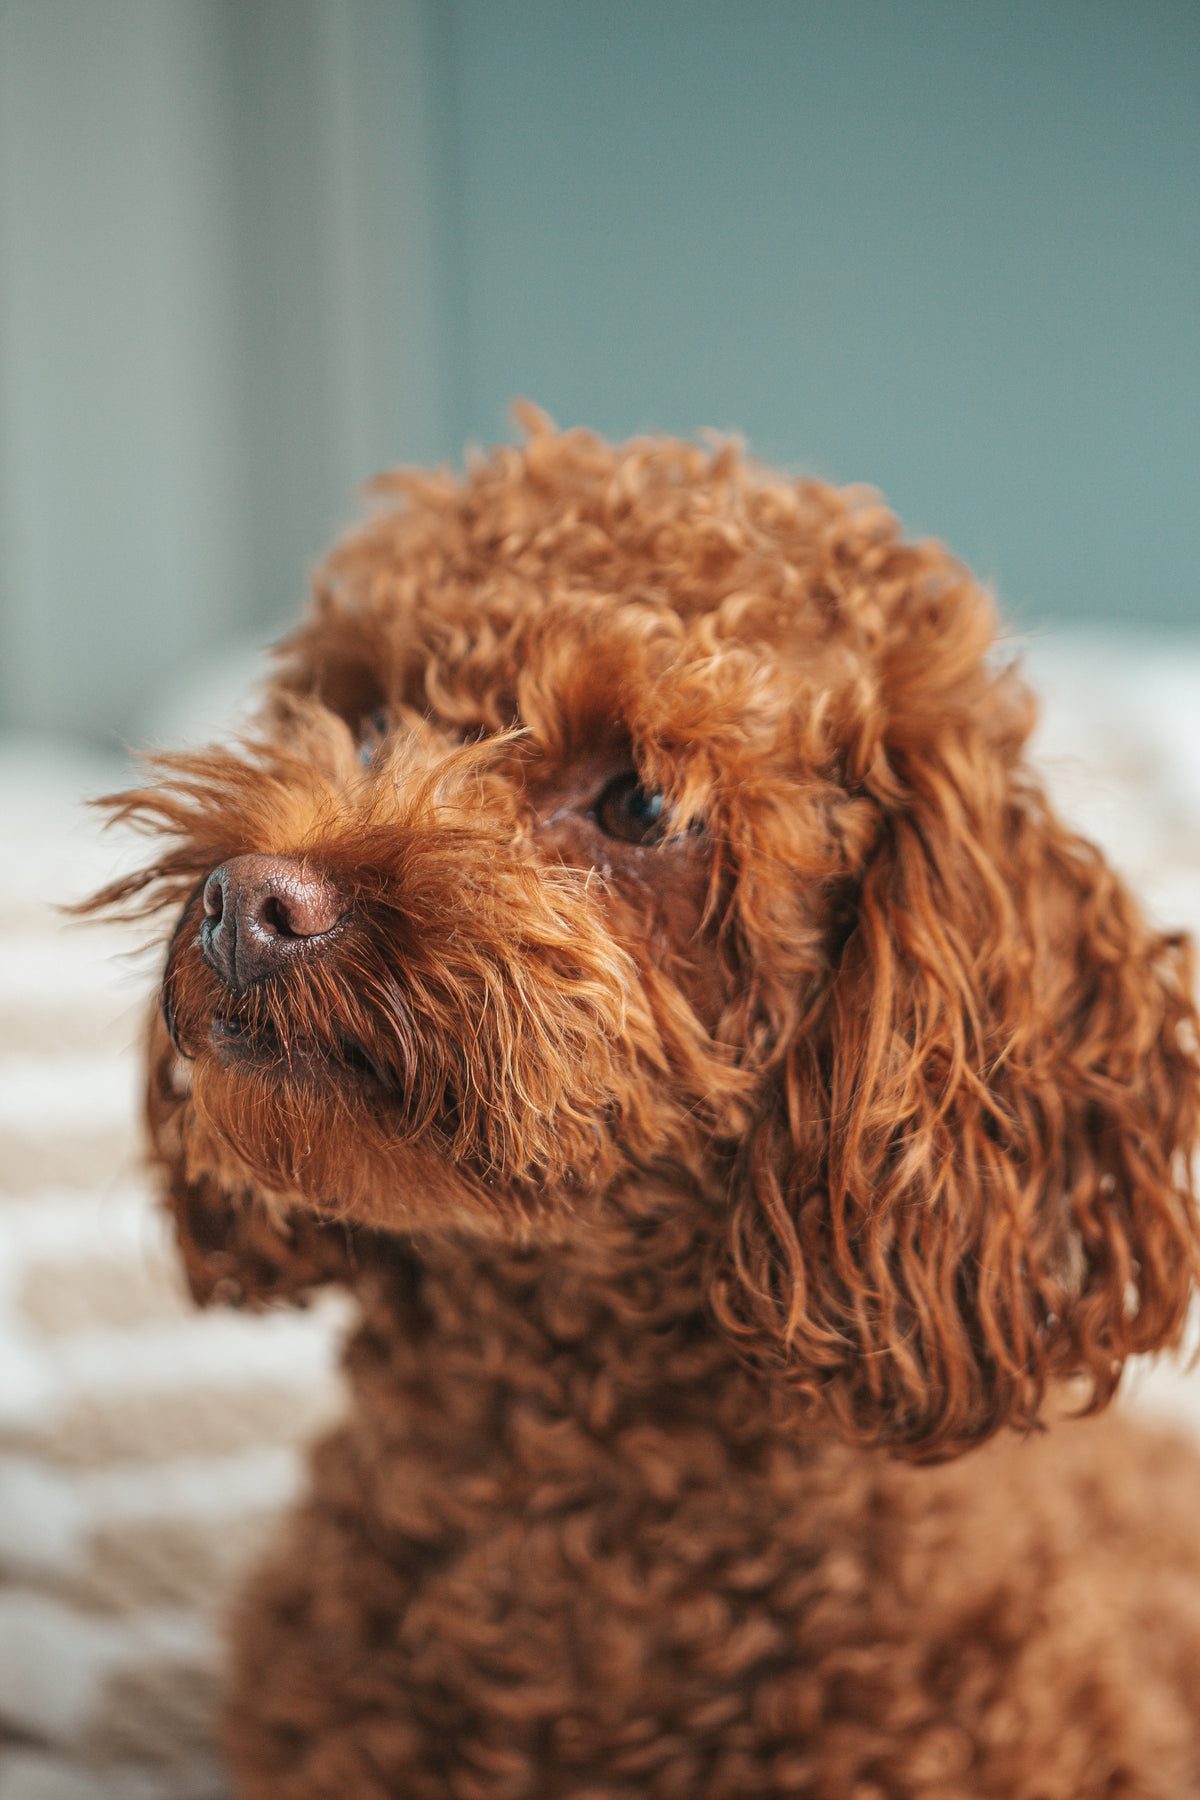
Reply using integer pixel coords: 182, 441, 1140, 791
200, 855, 342, 989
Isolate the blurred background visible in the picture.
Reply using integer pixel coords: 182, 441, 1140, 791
0, 6, 1196, 1796
1, 0, 1197, 745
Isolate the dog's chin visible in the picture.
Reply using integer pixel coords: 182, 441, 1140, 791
181, 1038, 504, 1233
178, 1015, 585, 1236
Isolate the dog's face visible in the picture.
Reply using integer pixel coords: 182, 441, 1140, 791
95, 415, 1200, 1456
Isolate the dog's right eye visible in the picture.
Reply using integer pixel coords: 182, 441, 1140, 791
593, 773, 670, 846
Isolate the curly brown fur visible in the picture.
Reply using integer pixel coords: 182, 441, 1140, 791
88, 409, 1200, 1796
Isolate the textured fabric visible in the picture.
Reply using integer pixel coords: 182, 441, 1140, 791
0, 631, 1197, 1799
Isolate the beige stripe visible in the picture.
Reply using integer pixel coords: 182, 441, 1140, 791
0, 1129, 136, 1198
0, 1005, 136, 1058
74, 1514, 273, 1615
86, 1660, 221, 1773
31, 1380, 341, 1468
18, 1257, 190, 1336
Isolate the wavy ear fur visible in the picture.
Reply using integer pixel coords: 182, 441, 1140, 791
714, 601, 1200, 1460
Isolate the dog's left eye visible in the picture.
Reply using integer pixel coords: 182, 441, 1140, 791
359, 709, 390, 767
593, 772, 670, 845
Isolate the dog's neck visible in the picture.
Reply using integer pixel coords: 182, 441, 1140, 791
345, 1179, 790, 1470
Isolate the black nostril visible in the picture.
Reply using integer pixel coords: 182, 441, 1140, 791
258, 894, 294, 938
253, 889, 298, 936
203, 872, 225, 923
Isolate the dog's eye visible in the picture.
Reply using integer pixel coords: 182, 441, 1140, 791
359, 708, 390, 767
593, 773, 670, 845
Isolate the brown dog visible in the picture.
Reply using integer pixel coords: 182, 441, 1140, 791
93, 413, 1200, 1797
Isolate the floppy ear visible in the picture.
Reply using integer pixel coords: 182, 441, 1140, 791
712, 611, 1200, 1460
144, 1007, 372, 1307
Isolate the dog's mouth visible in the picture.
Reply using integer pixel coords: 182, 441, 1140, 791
207, 1014, 392, 1092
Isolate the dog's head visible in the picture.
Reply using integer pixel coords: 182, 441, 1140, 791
90, 412, 1200, 1456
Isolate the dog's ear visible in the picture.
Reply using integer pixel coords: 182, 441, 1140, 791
145, 1008, 370, 1307
711, 584, 1200, 1460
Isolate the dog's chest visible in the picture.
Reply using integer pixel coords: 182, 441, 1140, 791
313, 1255, 887, 1705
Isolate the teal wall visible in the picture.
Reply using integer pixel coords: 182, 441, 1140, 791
0, 0, 452, 740
442, 0, 1200, 627
0, 1, 1196, 741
